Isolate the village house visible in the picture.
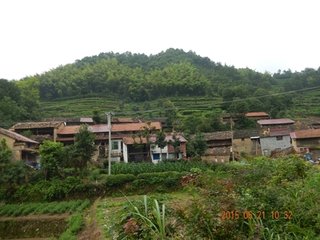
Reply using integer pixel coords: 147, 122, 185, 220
257, 118, 295, 132
290, 129, 320, 160
10, 121, 65, 143
259, 129, 292, 156
122, 133, 187, 163
233, 129, 261, 157
202, 131, 232, 163
245, 112, 269, 120
257, 118, 295, 156
0, 127, 39, 164
56, 121, 163, 163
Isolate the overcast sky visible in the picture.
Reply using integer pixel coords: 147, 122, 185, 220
1, 0, 320, 80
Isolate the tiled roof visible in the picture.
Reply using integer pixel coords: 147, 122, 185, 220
257, 118, 295, 125
245, 112, 269, 117
11, 121, 64, 129
290, 129, 320, 139
58, 124, 109, 135
112, 122, 161, 132
89, 124, 109, 133
0, 128, 38, 144
57, 126, 80, 135
203, 131, 233, 141
57, 122, 162, 135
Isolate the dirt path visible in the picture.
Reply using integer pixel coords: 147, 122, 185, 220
78, 198, 103, 240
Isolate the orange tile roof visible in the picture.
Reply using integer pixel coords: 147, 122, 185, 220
57, 126, 80, 135
290, 129, 320, 139
57, 122, 162, 135
245, 112, 269, 117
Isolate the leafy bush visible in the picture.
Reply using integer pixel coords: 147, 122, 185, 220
102, 174, 136, 188
12, 176, 82, 201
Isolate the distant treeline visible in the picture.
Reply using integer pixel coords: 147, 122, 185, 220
1, 48, 320, 127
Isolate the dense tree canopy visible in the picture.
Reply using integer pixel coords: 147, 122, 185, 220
0, 78, 39, 128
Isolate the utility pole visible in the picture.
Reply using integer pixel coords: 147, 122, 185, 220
106, 112, 114, 175
231, 117, 235, 161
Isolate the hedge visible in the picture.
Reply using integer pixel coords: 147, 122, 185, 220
3, 171, 187, 202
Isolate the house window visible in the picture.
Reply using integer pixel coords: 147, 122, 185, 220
112, 141, 119, 150
153, 153, 160, 160
276, 136, 283, 141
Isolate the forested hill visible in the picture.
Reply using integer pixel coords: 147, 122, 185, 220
1, 48, 320, 127
38, 49, 320, 102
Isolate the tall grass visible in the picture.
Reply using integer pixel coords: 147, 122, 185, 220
127, 195, 167, 239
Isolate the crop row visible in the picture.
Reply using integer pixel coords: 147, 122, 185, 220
0, 199, 90, 217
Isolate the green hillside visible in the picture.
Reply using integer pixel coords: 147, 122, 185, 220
1, 48, 320, 128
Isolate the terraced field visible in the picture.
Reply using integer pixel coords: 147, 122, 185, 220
39, 89, 320, 121
289, 91, 320, 117
39, 96, 224, 119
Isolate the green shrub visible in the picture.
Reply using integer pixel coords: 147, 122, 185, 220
102, 161, 216, 175
12, 176, 83, 202
103, 174, 136, 188
134, 171, 185, 189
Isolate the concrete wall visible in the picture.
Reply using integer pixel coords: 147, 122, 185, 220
260, 135, 291, 156
233, 138, 261, 156
233, 138, 253, 155
123, 143, 128, 163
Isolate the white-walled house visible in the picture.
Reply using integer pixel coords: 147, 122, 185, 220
122, 134, 187, 163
